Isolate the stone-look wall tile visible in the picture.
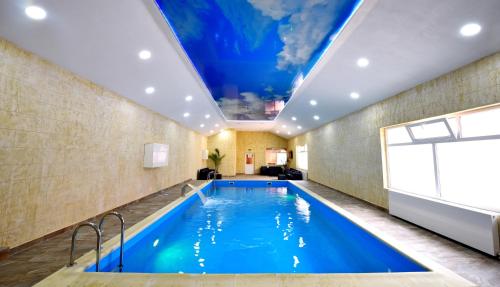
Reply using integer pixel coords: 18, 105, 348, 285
0, 129, 16, 148
235, 131, 288, 174
0, 37, 207, 248
207, 129, 237, 176
206, 131, 288, 175
288, 52, 500, 208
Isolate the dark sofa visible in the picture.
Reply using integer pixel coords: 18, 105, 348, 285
260, 166, 284, 176
284, 168, 303, 180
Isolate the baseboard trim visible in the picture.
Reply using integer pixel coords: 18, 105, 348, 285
0, 247, 9, 260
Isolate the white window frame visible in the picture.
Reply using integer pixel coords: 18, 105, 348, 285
296, 144, 308, 170
385, 105, 500, 204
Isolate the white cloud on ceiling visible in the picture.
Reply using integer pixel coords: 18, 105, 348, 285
218, 92, 266, 120
248, 0, 346, 70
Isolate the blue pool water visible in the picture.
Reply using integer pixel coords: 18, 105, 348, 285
88, 181, 427, 273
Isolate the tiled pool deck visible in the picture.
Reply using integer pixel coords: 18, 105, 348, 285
0, 177, 498, 287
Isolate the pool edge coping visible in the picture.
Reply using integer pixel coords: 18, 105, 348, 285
33, 180, 476, 287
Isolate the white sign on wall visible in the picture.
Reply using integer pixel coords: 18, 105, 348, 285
144, 143, 169, 168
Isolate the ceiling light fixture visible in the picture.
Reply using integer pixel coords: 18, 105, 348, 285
183, 112, 190, 117
185, 95, 193, 101
314, 115, 320, 120
138, 50, 151, 60
357, 57, 369, 68
282, 125, 287, 128
287, 131, 291, 135
291, 117, 297, 121
297, 126, 302, 130
145, 87, 155, 94
210, 130, 214, 133
200, 124, 205, 128
309, 100, 317, 106
350, 92, 360, 99
205, 114, 210, 119
276, 130, 280, 134
215, 123, 219, 127
25, 6, 47, 20
460, 23, 481, 37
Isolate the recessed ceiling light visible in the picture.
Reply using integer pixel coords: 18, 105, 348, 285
282, 125, 287, 128
314, 115, 320, 120
287, 131, 291, 135
309, 100, 317, 106
291, 116, 297, 121
297, 126, 302, 130
350, 92, 360, 99
183, 112, 190, 117
25, 6, 46, 20
145, 87, 155, 94
205, 114, 210, 119
138, 50, 151, 60
357, 57, 369, 68
185, 95, 193, 102
460, 23, 481, 37
215, 123, 219, 127
200, 124, 205, 128
210, 130, 214, 133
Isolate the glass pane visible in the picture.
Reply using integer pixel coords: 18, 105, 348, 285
276, 152, 287, 165
265, 149, 277, 165
410, 121, 451, 140
387, 144, 437, 197
297, 152, 308, 170
460, 107, 500, 138
386, 126, 412, 144
437, 139, 500, 212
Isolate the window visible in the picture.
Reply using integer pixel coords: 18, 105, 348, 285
276, 151, 287, 165
408, 119, 453, 140
384, 105, 500, 213
387, 144, 436, 197
386, 126, 412, 144
296, 144, 308, 170
265, 148, 287, 165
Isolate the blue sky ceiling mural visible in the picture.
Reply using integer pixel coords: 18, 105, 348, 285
156, 0, 363, 121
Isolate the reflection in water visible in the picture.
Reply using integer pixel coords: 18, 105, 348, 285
299, 237, 306, 248
276, 187, 287, 195
293, 255, 300, 268
295, 195, 311, 223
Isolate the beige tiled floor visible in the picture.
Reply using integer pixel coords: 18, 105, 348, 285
0, 177, 498, 287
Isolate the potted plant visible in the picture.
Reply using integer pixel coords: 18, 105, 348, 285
208, 148, 225, 179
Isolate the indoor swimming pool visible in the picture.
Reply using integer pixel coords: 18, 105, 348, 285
86, 181, 427, 274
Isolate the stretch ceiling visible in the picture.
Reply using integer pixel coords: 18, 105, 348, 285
155, 0, 362, 121
1, 0, 499, 137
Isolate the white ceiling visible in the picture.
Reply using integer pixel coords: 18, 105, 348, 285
1, 0, 500, 138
